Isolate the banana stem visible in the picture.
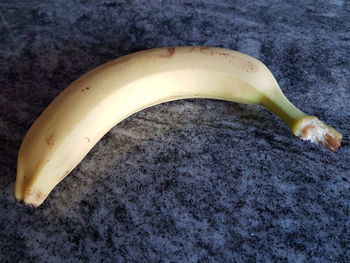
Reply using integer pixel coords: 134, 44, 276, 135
261, 89, 342, 152
261, 90, 307, 131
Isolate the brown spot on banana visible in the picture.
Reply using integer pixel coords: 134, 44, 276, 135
158, 47, 175, 58
218, 52, 231, 58
46, 134, 55, 147
245, 61, 259, 73
35, 191, 43, 201
198, 47, 215, 55
81, 86, 91, 92
20, 159, 47, 199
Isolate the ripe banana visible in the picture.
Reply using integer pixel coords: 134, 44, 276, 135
15, 46, 342, 207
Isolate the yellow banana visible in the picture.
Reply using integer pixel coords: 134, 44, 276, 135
15, 46, 342, 207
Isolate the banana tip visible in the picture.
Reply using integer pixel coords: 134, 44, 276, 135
16, 200, 38, 209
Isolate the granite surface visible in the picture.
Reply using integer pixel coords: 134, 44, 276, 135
1, 0, 349, 262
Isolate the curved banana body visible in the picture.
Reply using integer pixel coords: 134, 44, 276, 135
15, 46, 342, 207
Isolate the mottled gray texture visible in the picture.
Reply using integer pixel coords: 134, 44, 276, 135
0, 0, 349, 262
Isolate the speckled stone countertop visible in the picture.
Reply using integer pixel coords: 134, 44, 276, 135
1, 1, 349, 262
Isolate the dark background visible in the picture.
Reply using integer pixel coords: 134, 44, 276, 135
1, 1, 349, 262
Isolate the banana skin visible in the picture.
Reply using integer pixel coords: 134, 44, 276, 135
15, 46, 342, 207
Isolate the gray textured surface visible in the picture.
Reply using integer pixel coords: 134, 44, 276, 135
1, 0, 350, 262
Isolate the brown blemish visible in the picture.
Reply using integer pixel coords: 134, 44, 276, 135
159, 47, 175, 58
35, 191, 43, 201
245, 61, 259, 73
21, 159, 46, 199
81, 86, 91, 92
209, 50, 258, 72
200, 47, 216, 56
219, 52, 231, 58
168, 47, 175, 57
85, 136, 90, 143
23, 162, 41, 183
46, 134, 55, 148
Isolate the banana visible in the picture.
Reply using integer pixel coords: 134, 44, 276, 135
15, 46, 342, 207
